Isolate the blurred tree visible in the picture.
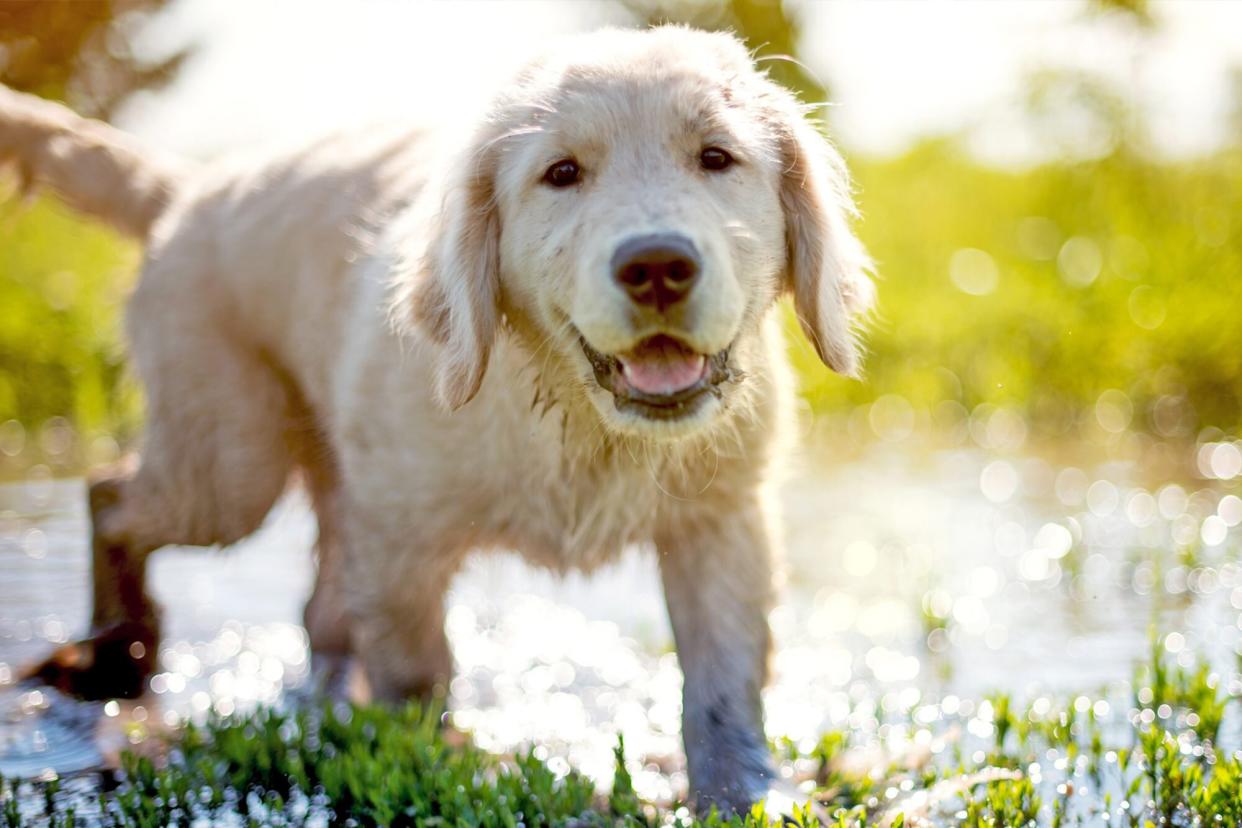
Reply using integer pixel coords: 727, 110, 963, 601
1087, 0, 1154, 27
621, 0, 828, 105
0, 0, 188, 119
0, 2, 184, 466
1023, 67, 1137, 159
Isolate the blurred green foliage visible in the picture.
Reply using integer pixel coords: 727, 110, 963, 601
623, 0, 827, 103
0, 0, 174, 469
2, 0, 1240, 470
0, 197, 141, 456
795, 140, 1242, 440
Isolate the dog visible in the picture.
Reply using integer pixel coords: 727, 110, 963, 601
1, 26, 872, 813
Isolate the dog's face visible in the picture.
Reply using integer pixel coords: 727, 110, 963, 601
410, 27, 871, 439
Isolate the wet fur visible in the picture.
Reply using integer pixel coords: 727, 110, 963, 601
3, 27, 871, 813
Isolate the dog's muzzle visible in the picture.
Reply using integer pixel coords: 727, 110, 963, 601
579, 333, 734, 421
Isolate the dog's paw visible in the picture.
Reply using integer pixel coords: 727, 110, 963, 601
23, 621, 157, 701
762, 781, 830, 825
695, 778, 826, 825
290, 651, 359, 703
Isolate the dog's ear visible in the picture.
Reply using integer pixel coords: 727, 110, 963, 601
407, 136, 502, 411
776, 111, 873, 376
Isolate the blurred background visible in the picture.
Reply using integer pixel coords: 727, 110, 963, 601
2, 0, 1241, 468
2, 0, 1242, 809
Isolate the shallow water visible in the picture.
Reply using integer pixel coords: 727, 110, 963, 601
1, 440, 1240, 815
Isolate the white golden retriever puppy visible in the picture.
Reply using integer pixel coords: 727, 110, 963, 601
3, 26, 871, 812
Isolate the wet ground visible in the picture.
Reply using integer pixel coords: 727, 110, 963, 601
1, 437, 1240, 811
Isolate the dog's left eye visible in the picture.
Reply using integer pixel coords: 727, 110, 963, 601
700, 147, 734, 172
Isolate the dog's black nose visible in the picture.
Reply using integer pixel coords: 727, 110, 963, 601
612, 233, 701, 312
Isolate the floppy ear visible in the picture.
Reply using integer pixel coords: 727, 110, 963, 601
407, 141, 502, 410
778, 114, 873, 376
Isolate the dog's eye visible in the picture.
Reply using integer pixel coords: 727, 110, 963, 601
700, 147, 734, 172
543, 159, 581, 188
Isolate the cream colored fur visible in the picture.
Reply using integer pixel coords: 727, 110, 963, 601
2, 26, 871, 813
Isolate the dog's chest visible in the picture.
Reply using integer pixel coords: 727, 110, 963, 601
490, 439, 664, 573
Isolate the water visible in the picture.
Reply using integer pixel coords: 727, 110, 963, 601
1, 440, 1240, 813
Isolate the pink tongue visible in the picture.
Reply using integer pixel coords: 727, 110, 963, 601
619, 338, 707, 395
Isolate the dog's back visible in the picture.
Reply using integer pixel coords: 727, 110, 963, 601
137, 127, 432, 416
1, 85, 429, 421
3, 89, 441, 694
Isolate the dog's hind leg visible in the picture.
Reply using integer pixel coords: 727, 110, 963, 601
28, 472, 161, 700
29, 303, 297, 699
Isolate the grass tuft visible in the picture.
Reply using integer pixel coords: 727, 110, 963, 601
1, 638, 1239, 826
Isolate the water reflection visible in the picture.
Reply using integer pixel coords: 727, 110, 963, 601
0, 439, 1239, 810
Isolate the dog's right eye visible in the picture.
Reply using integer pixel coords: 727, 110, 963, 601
543, 159, 581, 188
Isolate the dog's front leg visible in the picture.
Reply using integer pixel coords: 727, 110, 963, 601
658, 496, 778, 815
342, 503, 464, 705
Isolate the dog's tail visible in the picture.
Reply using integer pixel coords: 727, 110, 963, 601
0, 85, 190, 239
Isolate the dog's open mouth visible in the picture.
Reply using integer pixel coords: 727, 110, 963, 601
580, 333, 731, 420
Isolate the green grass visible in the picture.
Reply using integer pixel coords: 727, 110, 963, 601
3, 637, 1238, 827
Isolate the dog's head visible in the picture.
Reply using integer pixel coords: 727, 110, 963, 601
406, 26, 871, 439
